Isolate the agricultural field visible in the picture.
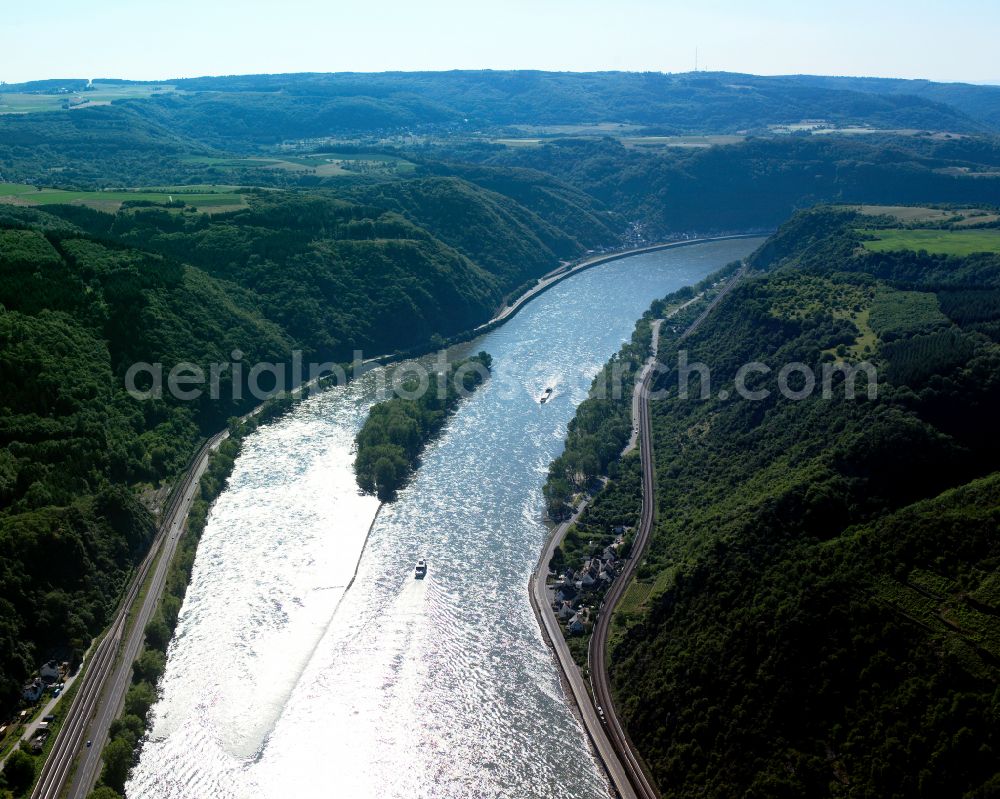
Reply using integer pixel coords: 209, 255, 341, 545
769, 123, 958, 137
0, 183, 247, 213
508, 122, 643, 136
860, 227, 1000, 255
491, 132, 744, 149
954, 212, 1000, 226
877, 568, 1000, 665
185, 152, 415, 177
621, 134, 745, 149
934, 166, 1000, 181
827, 306, 876, 359
0, 82, 179, 114
852, 204, 998, 225
616, 579, 654, 617
609, 568, 675, 649
491, 138, 545, 148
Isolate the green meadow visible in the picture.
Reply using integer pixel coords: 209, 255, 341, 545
0, 82, 179, 114
860, 227, 1000, 255
0, 183, 247, 212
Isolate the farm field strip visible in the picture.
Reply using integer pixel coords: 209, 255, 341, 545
0, 183, 247, 212
860, 227, 1000, 255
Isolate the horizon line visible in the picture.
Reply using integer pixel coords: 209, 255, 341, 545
2, 68, 999, 89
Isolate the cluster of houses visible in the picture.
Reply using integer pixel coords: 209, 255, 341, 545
21, 660, 66, 703
550, 536, 624, 636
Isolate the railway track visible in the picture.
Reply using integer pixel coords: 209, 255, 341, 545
31, 434, 223, 799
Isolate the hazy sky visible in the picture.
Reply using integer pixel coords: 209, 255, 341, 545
2, 0, 997, 85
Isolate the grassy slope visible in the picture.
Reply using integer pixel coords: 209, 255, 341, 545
0, 183, 246, 213
861, 227, 1000, 256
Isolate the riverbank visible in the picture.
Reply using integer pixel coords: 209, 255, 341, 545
527, 315, 673, 799
535, 261, 755, 799
473, 235, 765, 338
63, 398, 303, 799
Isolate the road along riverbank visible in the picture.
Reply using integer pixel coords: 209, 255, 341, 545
534, 264, 752, 799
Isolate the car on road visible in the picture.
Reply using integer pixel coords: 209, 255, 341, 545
86, 739, 92, 747
52, 688, 61, 697
43, 714, 55, 722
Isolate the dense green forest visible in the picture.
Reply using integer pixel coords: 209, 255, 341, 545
149, 71, 1000, 135
5, 70, 1000, 251
5, 70, 1000, 197
559, 207, 1000, 797
345, 173, 621, 287
544, 262, 745, 564
6, 118, 1000, 245
355, 352, 492, 500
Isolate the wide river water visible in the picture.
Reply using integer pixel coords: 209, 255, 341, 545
127, 238, 763, 799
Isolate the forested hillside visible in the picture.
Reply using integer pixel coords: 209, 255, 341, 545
0, 106, 216, 187
5, 70, 1000, 193
347, 173, 621, 287
474, 136, 1000, 237
566, 208, 1000, 797
0, 178, 615, 712
5, 70, 1000, 252
788, 74, 1000, 131
157, 70, 995, 133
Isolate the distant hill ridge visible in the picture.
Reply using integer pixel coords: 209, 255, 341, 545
4, 71, 1000, 144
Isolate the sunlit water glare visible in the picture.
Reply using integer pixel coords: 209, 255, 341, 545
128, 239, 763, 799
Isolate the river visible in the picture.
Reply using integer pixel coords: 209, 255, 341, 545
127, 238, 764, 799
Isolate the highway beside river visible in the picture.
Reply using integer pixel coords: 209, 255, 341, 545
33, 433, 229, 799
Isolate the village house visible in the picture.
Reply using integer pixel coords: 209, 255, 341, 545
22, 678, 43, 703
576, 570, 596, 590
554, 582, 578, 604
567, 612, 586, 635
39, 660, 60, 683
